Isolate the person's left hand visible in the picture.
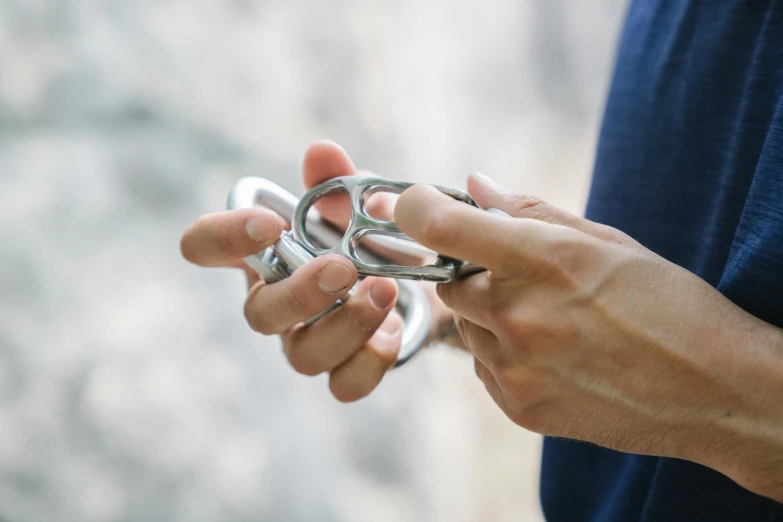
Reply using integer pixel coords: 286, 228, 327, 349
394, 173, 783, 498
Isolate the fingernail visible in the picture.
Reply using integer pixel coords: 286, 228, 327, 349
473, 172, 500, 188
370, 280, 395, 309
246, 214, 281, 244
317, 262, 353, 293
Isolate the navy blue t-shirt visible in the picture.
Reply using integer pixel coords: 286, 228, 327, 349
540, 2, 783, 522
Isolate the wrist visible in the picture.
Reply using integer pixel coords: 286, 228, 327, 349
686, 319, 783, 501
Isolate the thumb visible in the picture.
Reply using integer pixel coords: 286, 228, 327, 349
302, 141, 357, 227
467, 173, 630, 244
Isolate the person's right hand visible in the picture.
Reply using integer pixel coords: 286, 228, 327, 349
180, 141, 454, 401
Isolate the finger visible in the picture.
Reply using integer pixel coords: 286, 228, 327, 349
303, 140, 357, 188
457, 316, 502, 366
436, 274, 501, 330
301, 141, 399, 230
300, 141, 428, 266
363, 190, 397, 222
315, 178, 398, 229
395, 184, 545, 274
302, 141, 357, 226
284, 277, 398, 376
468, 172, 634, 245
473, 357, 511, 413
328, 312, 403, 402
244, 254, 357, 335
231, 260, 262, 289
181, 208, 286, 267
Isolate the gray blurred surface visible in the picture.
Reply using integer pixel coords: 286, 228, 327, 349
0, 1, 626, 521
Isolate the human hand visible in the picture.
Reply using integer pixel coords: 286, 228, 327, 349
180, 141, 458, 402
395, 173, 783, 499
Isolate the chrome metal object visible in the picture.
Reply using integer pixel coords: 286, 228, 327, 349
292, 175, 493, 282
227, 177, 430, 367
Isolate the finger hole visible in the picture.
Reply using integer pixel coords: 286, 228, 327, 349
364, 192, 397, 221
301, 185, 351, 249
313, 192, 351, 229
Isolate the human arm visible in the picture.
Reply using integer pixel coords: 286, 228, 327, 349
394, 173, 783, 502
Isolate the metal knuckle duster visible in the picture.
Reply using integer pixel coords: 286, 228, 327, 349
227, 175, 503, 368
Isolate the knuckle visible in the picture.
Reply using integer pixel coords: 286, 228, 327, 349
328, 348, 384, 402
331, 386, 362, 403
542, 233, 585, 276
493, 304, 526, 336
494, 308, 541, 355
287, 285, 316, 319
330, 377, 372, 403
243, 299, 276, 335
546, 232, 579, 257
344, 303, 381, 338
213, 221, 238, 254
286, 348, 323, 377
496, 368, 543, 408
508, 194, 550, 220
435, 282, 453, 306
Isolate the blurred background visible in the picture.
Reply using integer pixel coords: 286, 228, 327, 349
0, 1, 626, 521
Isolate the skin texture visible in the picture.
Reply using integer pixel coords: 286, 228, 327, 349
181, 141, 783, 502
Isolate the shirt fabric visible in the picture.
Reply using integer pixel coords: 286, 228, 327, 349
540, 2, 783, 521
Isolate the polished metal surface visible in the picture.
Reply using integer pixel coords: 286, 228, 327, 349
227, 176, 431, 367
292, 175, 494, 282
